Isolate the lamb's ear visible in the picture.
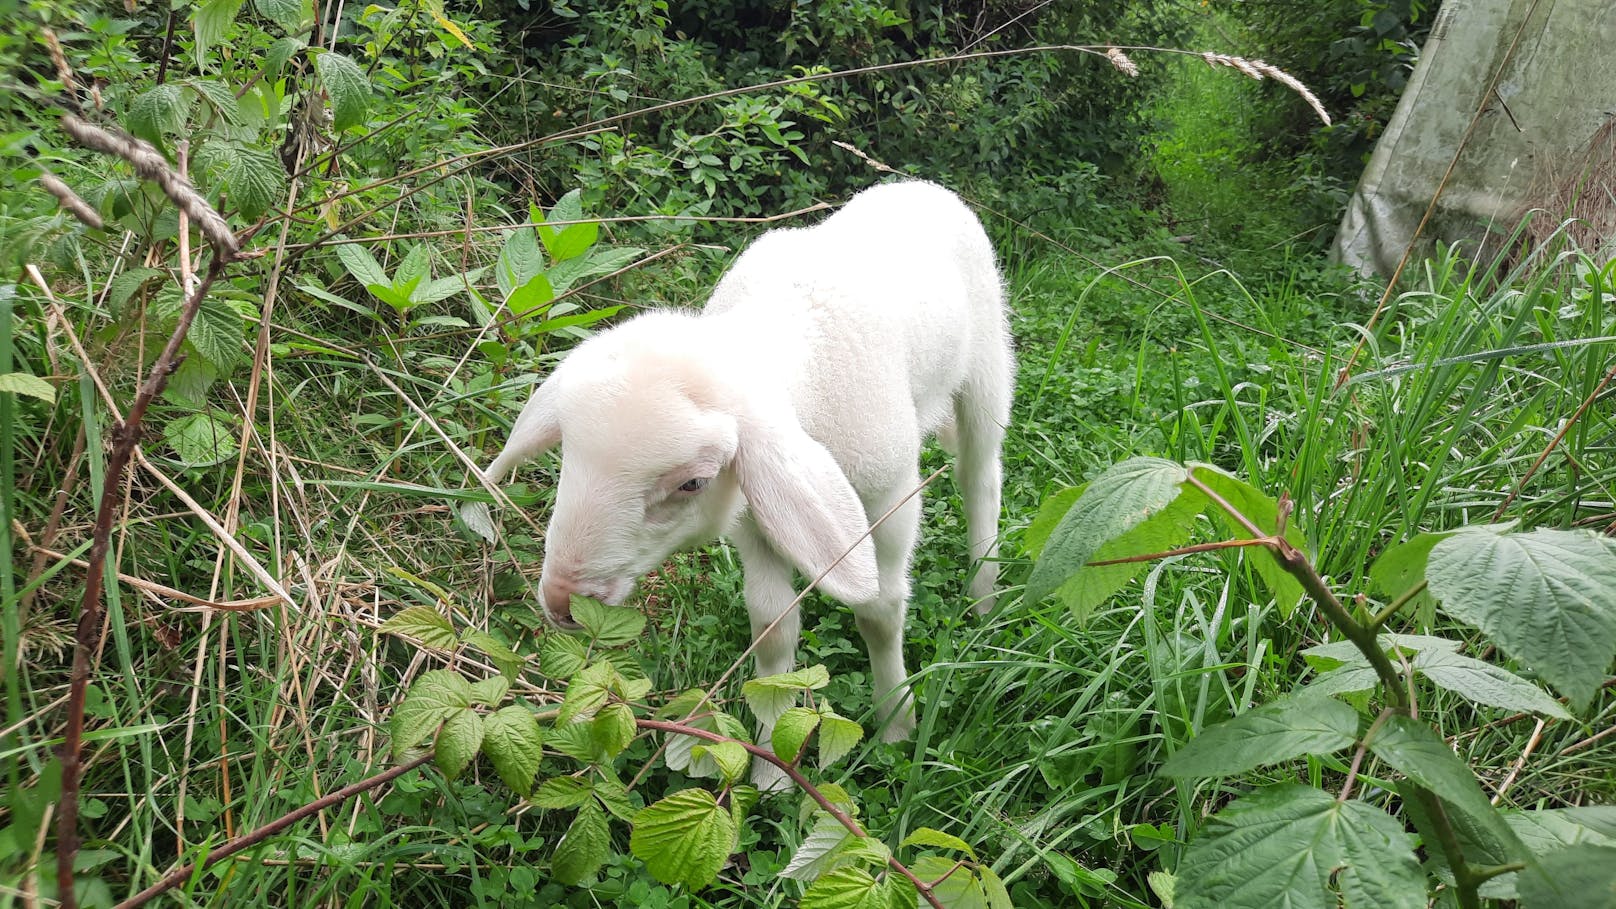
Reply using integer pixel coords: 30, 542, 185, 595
461, 376, 561, 542
733, 416, 879, 604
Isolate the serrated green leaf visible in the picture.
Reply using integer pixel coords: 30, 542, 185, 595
104, 267, 167, 314
414, 274, 469, 304
0, 372, 54, 403
253, 0, 306, 32
163, 412, 238, 468
185, 79, 243, 125
1302, 663, 1381, 696
334, 240, 389, 288
547, 720, 600, 762
802, 866, 916, 909
691, 740, 750, 785
773, 706, 820, 764
506, 272, 555, 318
532, 775, 594, 809
220, 141, 285, 221
435, 709, 483, 778
980, 867, 1012, 909
544, 189, 585, 239
389, 670, 472, 757
394, 243, 431, 288
194, 0, 246, 60
1508, 807, 1616, 854
264, 36, 305, 76
1057, 483, 1206, 622
468, 676, 509, 707
816, 709, 862, 769
1370, 524, 1515, 626
593, 769, 639, 822
1161, 691, 1358, 778
1026, 457, 1189, 608
1368, 715, 1522, 854
1517, 843, 1616, 909
558, 661, 615, 725
1175, 785, 1423, 909
1427, 527, 1616, 708
592, 703, 636, 758
552, 800, 610, 885
314, 51, 370, 132
540, 633, 588, 680
1412, 649, 1570, 719
528, 304, 624, 335
665, 708, 751, 778
548, 221, 599, 263
631, 789, 736, 889
1023, 486, 1082, 558
496, 228, 546, 301
782, 811, 856, 880
743, 665, 831, 726
900, 827, 976, 859
460, 629, 524, 679
912, 855, 991, 909
546, 246, 646, 294
127, 84, 187, 149
1187, 464, 1305, 615
184, 295, 246, 371
571, 597, 647, 647
1302, 633, 1461, 667
481, 705, 543, 797
379, 605, 458, 649
1148, 870, 1176, 907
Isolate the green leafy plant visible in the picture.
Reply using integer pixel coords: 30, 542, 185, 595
1027, 457, 1616, 909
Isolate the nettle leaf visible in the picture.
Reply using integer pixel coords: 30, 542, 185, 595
773, 706, 821, 764
1026, 457, 1190, 608
219, 141, 286, 221
1174, 785, 1424, 909
264, 36, 305, 76
1370, 523, 1515, 626
743, 665, 831, 727
435, 709, 483, 778
468, 676, 509, 707
592, 703, 636, 758
1187, 464, 1305, 614
782, 811, 856, 881
314, 51, 371, 132
0, 373, 54, 403
801, 867, 917, 909
1517, 844, 1616, 909
184, 296, 246, 371
1412, 649, 1570, 719
334, 241, 390, 288
163, 412, 238, 468
105, 267, 167, 314
631, 788, 736, 889
533, 776, 594, 810
185, 79, 243, 126
817, 709, 863, 769
252, 0, 307, 33
1302, 633, 1460, 668
1426, 527, 1616, 708
1161, 691, 1358, 778
127, 84, 189, 149
540, 633, 589, 680
379, 605, 458, 649
1508, 806, 1616, 854
1367, 714, 1522, 853
900, 827, 976, 860
1056, 484, 1206, 622
552, 800, 610, 886
481, 705, 543, 797
690, 740, 749, 785
194, 0, 246, 60
1302, 663, 1381, 696
460, 629, 524, 679
572, 597, 647, 647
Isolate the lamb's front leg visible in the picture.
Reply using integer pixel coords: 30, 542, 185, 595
855, 480, 922, 742
731, 521, 801, 791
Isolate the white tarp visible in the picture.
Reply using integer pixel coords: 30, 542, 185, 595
1331, 0, 1616, 275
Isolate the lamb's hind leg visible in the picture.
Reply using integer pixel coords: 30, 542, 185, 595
955, 377, 1010, 615
853, 477, 922, 742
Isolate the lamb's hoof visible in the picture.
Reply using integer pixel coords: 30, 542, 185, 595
878, 705, 917, 743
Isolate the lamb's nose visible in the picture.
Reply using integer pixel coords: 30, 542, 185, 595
541, 576, 580, 627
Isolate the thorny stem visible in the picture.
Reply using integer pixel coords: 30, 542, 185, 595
636, 718, 945, 909
56, 257, 231, 909
111, 754, 434, 909
1191, 471, 1486, 909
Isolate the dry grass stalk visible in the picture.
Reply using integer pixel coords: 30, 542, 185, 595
1201, 51, 1331, 126
1519, 116, 1616, 255
1106, 47, 1139, 78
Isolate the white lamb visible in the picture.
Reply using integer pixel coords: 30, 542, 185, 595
468, 180, 1013, 776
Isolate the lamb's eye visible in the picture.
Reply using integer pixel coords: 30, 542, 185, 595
678, 477, 711, 494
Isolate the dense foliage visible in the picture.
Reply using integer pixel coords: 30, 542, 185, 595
3, 0, 1614, 907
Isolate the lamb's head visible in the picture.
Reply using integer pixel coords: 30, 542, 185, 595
480, 312, 880, 629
